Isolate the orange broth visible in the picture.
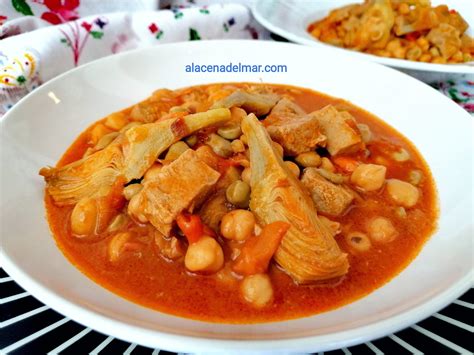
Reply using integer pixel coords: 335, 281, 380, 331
44, 83, 438, 323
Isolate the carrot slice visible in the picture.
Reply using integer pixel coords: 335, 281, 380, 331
332, 156, 359, 173
176, 213, 214, 244
232, 221, 290, 275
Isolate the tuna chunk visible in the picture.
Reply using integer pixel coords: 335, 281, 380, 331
267, 117, 327, 156
264, 99, 327, 156
310, 105, 363, 156
131, 149, 220, 236
264, 98, 306, 126
301, 168, 354, 216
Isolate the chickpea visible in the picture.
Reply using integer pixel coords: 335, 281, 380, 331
312, 27, 321, 38
394, 206, 407, 218
185, 134, 198, 147
220, 210, 256, 241
337, 26, 347, 39
432, 56, 447, 64
240, 274, 274, 308
408, 170, 423, 186
451, 51, 463, 63
357, 123, 372, 143
144, 163, 162, 181
230, 107, 247, 123
429, 47, 441, 58
119, 121, 141, 133
406, 46, 422, 61
207, 133, 233, 158
231, 139, 246, 153
226, 180, 251, 208
372, 49, 391, 58
241, 167, 251, 184
108, 232, 132, 262
215, 264, 239, 287
419, 54, 432, 63
128, 194, 147, 223
386, 179, 419, 208
165, 141, 189, 161
374, 156, 389, 166
367, 217, 398, 243
169, 105, 188, 113
387, 39, 406, 59
240, 134, 248, 146
217, 124, 242, 140
295, 151, 321, 168
317, 168, 345, 184
416, 37, 430, 52
284, 161, 300, 178
225, 166, 242, 183
345, 232, 371, 252
181, 101, 199, 113
392, 148, 410, 162
123, 183, 143, 200
89, 123, 112, 145
350, 164, 386, 191
398, 2, 410, 15
107, 214, 128, 233
320, 157, 335, 172
95, 132, 119, 150
272, 141, 284, 157
393, 47, 407, 59
105, 112, 128, 130
71, 198, 98, 236
130, 102, 158, 123
184, 236, 224, 273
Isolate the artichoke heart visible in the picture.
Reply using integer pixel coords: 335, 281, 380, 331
123, 108, 230, 180
40, 108, 231, 206
211, 89, 279, 116
242, 113, 349, 283
39, 143, 124, 206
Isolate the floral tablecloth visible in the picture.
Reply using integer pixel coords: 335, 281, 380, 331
1, 0, 473, 116
0, 2, 473, 355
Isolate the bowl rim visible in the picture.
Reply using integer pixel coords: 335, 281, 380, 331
1, 252, 471, 352
1, 40, 473, 352
251, 0, 474, 74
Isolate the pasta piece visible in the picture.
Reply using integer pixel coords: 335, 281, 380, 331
354, 0, 395, 50
427, 23, 462, 59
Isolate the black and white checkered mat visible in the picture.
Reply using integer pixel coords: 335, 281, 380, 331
1, 267, 472, 354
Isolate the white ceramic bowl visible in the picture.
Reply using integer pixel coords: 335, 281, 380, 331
1, 40, 472, 353
253, 0, 474, 77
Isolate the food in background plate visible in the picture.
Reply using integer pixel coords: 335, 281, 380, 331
39, 83, 438, 323
308, 0, 474, 64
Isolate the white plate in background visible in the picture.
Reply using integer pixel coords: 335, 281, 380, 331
253, 0, 474, 75
1, 40, 472, 352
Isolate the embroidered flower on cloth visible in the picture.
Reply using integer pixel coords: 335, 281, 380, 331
40, 0, 80, 25
148, 22, 163, 39
0, 51, 42, 115
433, 79, 474, 114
